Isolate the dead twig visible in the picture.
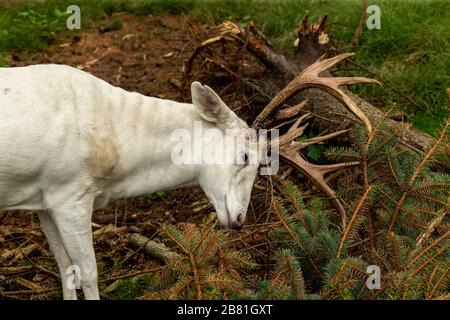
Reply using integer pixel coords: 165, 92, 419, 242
0, 287, 59, 296
348, 0, 368, 48
129, 233, 180, 264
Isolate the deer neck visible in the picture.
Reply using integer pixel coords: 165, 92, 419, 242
103, 89, 206, 199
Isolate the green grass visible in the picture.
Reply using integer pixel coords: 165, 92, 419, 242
0, 0, 448, 134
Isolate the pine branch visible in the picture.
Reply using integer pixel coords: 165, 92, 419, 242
407, 229, 449, 270
410, 245, 448, 277
428, 265, 449, 299
272, 198, 325, 280
162, 224, 190, 255
389, 118, 449, 232
337, 186, 372, 258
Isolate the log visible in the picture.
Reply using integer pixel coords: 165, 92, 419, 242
129, 233, 179, 264
185, 17, 435, 153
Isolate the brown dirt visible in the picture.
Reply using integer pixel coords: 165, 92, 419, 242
0, 13, 273, 299
10, 13, 200, 99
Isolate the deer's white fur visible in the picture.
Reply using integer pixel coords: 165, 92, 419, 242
0, 64, 260, 299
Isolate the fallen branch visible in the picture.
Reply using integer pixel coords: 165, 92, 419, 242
12, 243, 39, 262
15, 277, 43, 291
0, 266, 33, 275
348, 0, 368, 48
35, 265, 61, 280
129, 233, 179, 264
0, 287, 59, 296
93, 224, 127, 239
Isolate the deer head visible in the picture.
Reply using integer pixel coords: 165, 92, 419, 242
189, 82, 265, 229
185, 54, 378, 229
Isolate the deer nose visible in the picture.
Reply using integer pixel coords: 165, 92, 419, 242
230, 214, 244, 229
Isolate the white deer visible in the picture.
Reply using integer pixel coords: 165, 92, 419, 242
0, 65, 264, 299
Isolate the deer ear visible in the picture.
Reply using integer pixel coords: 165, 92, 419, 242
191, 81, 237, 126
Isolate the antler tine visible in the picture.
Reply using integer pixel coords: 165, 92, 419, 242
315, 77, 379, 134
287, 129, 351, 152
274, 100, 308, 121
286, 113, 310, 134
275, 112, 310, 146
301, 53, 354, 76
332, 77, 379, 86
279, 124, 309, 147
276, 127, 357, 227
253, 53, 380, 135
281, 151, 356, 228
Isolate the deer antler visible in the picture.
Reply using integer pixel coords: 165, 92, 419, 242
254, 53, 378, 134
254, 53, 380, 227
